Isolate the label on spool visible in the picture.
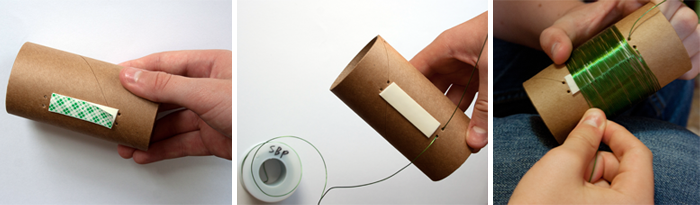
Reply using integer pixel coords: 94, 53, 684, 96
240, 142, 302, 203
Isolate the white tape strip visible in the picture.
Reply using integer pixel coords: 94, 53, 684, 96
380, 82, 440, 138
564, 74, 580, 95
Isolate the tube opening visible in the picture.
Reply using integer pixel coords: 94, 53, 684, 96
330, 36, 379, 90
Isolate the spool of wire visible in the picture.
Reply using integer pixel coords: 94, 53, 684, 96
566, 25, 660, 117
239, 136, 328, 203
239, 141, 303, 202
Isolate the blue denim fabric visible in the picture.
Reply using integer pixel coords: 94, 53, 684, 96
493, 114, 700, 205
493, 38, 699, 204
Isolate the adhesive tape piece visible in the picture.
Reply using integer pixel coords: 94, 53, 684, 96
240, 141, 302, 203
379, 82, 440, 138
564, 74, 580, 95
48, 93, 119, 129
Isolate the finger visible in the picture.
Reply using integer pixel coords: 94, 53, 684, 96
655, 0, 682, 20
410, 13, 487, 81
120, 66, 228, 117
584, 151, 620, 183
444, 67, 479, 110
559, 108, 607, 173
131, 131, 211, 164
540, 1, 621, 64
410, 40, 453, 79
601, 121, 654, 197
592, 179, 611, 188
425, 66, 471, 93
466, 89, 488, 153
600, 151, 620, 182
682, 26, 700, 57
617, 0, 649, 15
668, 6, 698, 40
466, 63, 488, 153
117, 144, 136, 159
540, 27, 574, 64
151, 109, 201, 142
680, 53, 700, 80
584, 151, 603, 182
118, 50, 232, 79
445, 85, 476, 111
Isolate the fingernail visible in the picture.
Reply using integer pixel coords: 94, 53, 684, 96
583, 112, 601, 128
123, 67, 142, 84
551, 42, 559, 58
471, 126, 487, 144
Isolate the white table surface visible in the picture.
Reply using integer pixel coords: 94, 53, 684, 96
237, 0, 487, 204
0, 0, 232, 204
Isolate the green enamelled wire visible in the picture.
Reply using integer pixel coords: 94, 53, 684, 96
566, 25, 660, 117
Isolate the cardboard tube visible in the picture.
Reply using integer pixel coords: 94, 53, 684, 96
331, 35, 471, 181
523, 3, 691, 144
6, 42, 159, 150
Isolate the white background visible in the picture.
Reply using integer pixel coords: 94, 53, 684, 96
238, 0, 487, 204
0, 0, 232, 204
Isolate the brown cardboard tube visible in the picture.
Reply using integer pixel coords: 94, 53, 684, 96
523, 3, 691, 144
330, 35, 471, 181
6, 42, 159, 150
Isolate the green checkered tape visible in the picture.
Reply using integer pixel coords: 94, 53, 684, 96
48, 93, 118, 129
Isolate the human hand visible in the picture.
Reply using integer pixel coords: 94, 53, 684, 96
509, 108, 654, 204
540, 0, 699, 79
116, 50, 233, 164
410, 12, 488, 153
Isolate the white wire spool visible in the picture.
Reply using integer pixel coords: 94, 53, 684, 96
240, 141, 302, 202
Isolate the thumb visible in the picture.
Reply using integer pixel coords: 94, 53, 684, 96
559, 108, 607, 174
466, 93, 488, 153
466, 61, 488, 153
119, 66, 220, 116
540, 1, 622, 64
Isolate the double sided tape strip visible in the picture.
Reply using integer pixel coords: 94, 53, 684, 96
48, 93, 119, 129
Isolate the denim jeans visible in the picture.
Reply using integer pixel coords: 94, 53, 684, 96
493, 38, 699, 204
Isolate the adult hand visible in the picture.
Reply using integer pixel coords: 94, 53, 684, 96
509, 108, 654, 204
410, 12, 489, 153
116, 50, 233, 164
540, 0, 699, 79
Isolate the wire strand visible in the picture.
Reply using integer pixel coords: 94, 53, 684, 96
317, 135, 438, 205
628, 0, 667, 40
442, 36, 488, 130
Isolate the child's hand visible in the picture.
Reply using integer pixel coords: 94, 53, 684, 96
509, 108, 653, 204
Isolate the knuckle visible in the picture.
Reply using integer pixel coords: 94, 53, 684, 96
152, 72, 173, 101
473, 97, 489, 115
630, 143, 653, 159
676, 8, 698, 32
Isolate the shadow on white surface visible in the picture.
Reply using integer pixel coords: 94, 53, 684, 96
32, 120, 226, 174
32, 121, 115, 152
24, 121, 232, 203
